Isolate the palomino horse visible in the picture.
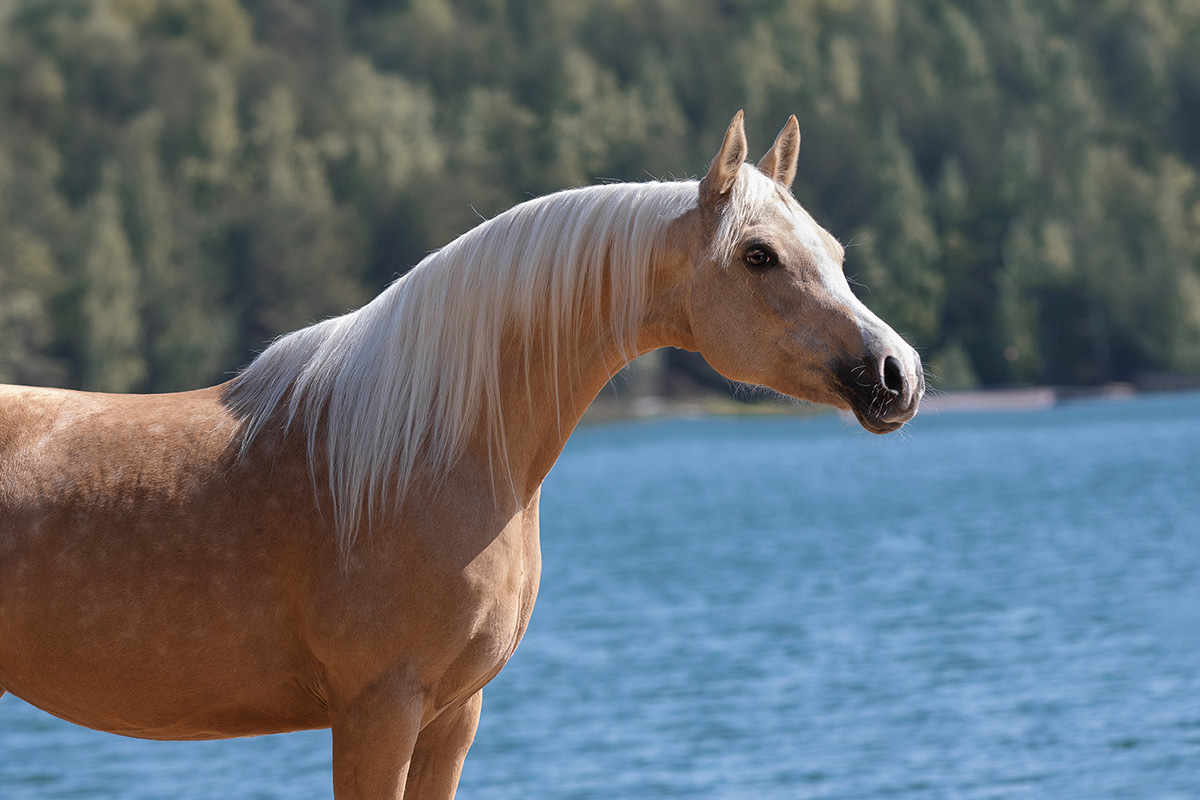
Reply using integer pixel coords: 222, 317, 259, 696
0, 113, 922, 798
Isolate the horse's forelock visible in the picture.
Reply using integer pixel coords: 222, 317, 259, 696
710, 165, 788, 265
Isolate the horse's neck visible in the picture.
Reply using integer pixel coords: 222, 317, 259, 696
493, 248, 695, 505
493, 319, 630, 504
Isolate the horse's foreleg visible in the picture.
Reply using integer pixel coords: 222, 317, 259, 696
404, 691, 483, 799
330, 676, 425, 800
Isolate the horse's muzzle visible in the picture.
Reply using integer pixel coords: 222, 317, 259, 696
834, 347, 925, 434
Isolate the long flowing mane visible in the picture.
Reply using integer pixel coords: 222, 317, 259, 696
224, 179, 699, 547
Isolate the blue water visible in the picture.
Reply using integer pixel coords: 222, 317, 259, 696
3, 391, 1200, 798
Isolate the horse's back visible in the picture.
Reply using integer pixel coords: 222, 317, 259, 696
0, 384, 78, 479
0, 383, 238, 515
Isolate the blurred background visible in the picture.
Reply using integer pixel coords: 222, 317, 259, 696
2, 0, 1199, 398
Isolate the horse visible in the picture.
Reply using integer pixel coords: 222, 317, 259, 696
0, 112, 923, 799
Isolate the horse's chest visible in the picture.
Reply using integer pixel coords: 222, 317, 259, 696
417, 505, 542, 703
470, 514, 541, 658
306, 492, 544, 711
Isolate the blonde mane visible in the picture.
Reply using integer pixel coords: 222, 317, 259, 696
225, 178, 708, 547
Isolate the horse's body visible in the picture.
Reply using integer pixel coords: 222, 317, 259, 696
0, 114, 923, 798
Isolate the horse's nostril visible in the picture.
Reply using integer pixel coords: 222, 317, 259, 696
882, 355, 905, 397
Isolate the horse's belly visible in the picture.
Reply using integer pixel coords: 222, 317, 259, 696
2, 665, 329, 741
0, 593, 329, 739
0, 514, 329, 739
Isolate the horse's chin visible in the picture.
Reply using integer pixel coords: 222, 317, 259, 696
831, 388, 915, 434
849, 407, 908, 435
785, 382, 911, 434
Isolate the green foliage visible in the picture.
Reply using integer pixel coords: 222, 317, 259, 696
853, 117, 945, 345
80, 164, 147, 392
1, 0, 1198, 391
0, 227, 64, 386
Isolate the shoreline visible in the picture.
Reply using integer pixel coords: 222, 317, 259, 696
583, 379, 1200, 424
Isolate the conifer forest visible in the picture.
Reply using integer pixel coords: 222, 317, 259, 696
2, 0, 1199, 394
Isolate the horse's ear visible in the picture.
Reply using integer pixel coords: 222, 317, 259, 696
700, 110, 748, 208
758, 115, 800, 188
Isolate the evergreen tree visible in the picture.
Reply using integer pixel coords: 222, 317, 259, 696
80, 164, 147, 393
0, 228, 64, 386
852, 118, 945, 347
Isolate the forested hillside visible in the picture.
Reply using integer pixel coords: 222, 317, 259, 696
2, 0, 1199, 392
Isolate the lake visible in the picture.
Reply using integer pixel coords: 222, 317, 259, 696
3, 390, 1199, 798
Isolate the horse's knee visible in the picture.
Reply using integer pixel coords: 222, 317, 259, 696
406, 691, 483, 799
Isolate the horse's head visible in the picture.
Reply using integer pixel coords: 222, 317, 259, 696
668, 112, 923, 433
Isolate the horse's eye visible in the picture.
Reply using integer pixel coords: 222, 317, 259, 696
744, 246, 776, 269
